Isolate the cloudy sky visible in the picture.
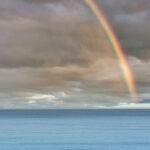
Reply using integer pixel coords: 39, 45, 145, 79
0, 0, 150, 109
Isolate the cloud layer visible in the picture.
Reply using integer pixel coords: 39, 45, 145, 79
0, 0, 149, 108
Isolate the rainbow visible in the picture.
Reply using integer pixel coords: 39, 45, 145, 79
85, 0, 138, 101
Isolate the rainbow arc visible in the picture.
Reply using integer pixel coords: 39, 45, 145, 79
85, 0, 138, 101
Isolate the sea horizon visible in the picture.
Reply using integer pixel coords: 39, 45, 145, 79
0, 108, 150, 116
0, 109, 150, 150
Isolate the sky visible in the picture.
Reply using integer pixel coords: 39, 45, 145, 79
0, 0, 150, 109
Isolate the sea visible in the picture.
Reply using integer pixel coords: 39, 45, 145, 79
0, 109, 150, 150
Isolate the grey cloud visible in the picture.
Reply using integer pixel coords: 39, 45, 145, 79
93, 0, 150, 60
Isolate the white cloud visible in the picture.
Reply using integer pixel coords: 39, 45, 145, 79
28, 100, 36, 104
26, 94, 56, 101
60, 92, 68, 98
113, 102, 150, 109
93, 102, 150, 109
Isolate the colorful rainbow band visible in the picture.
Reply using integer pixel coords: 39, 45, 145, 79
85, 0, 138, 101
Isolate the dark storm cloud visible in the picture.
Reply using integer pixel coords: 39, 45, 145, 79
0, 0, 149, 108
96, 0, 150, 60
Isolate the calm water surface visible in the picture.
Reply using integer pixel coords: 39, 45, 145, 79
0, 109, 150, 150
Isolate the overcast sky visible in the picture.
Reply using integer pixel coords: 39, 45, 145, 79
0, 0, 150, 109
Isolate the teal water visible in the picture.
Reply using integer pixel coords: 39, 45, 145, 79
0, 109, 150, 150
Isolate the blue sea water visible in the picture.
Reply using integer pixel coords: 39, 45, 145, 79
0, 109, 150, 150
